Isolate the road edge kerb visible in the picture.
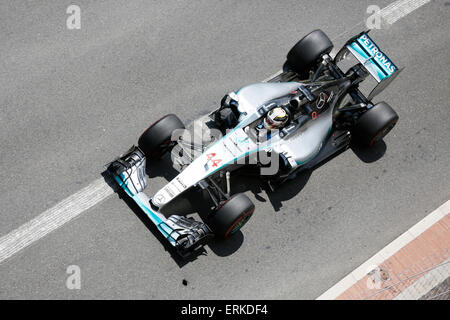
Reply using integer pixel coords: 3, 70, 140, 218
316, 200, 449, 300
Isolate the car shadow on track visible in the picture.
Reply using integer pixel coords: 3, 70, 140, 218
145, 155, 180, 180
101, 140, 386, 265
228, 140, 387, 210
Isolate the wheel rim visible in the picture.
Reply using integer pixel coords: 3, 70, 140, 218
225, 209, 254, 238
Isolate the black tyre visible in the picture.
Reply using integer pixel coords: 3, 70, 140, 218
138, 114, 185, 158
209, 193, 255, 238
287, 29, 334, 76
353, 102, 399, 146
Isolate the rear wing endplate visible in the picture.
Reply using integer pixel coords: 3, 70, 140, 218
336, 31, 403, 101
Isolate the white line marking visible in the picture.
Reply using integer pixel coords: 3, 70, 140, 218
393, 258, 449, 300
316, 200, 449, 300
0, 178, 114, 264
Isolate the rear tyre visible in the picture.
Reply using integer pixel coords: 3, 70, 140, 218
138, 114, 185, 158
208, 193, 255, 238
352, 102, 399, 146
287, 29, 333, 76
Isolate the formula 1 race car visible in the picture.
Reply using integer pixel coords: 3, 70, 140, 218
106, 30, 401, 258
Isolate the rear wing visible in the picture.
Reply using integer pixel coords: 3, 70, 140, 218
346, 32, 398, 82
336, 31, 403, 100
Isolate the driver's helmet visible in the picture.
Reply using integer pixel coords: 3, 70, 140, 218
263, 107, 289, 130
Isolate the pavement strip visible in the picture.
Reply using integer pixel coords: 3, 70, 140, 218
0, 0, 434, 267
317, 200, 450, 300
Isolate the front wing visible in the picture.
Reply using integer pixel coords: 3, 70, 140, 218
106, 146, 213, 257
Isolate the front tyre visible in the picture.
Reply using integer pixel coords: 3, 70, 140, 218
209, 193, 255, 238
138, 114, 185, 158
287, 29, 334, 76
353, 102, 399, 146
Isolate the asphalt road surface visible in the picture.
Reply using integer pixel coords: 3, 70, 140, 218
0, 0, 449, 299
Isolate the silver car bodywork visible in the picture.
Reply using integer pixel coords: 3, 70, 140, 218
152, 82, 334, 208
